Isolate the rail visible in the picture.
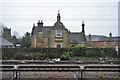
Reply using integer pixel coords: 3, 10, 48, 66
1, 65, 119, 80
1, 60, 120, 65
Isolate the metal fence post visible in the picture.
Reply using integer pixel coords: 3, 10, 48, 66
13, 69, 18, 80
16, 70, 18, 79
80, 66, 84, 80
13, 65, 18, 80
81, 70, 83, 80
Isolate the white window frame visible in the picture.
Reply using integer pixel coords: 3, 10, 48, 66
55, 43, 62, 48
55, 30, 62, 37
103, 42, 107, 46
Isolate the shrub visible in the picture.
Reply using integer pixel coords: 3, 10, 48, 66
2, 47, 118, 60
71, 47, 86, 56
60, 51, 72, 60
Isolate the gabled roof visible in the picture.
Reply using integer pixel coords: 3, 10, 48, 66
31, 26, 51, 37
86, 35, 107, 41
86, 35, 120, 42
0, 37, 13, 46
112, 37, 120, 41
70, 32, 85, 43
42, 26, 51, 37
99, 37, 120, 42
92, 35, 107, 41
31, 26, 38, 36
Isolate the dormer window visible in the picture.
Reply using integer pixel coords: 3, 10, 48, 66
55, 30, 62, 37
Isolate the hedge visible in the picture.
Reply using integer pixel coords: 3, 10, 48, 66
1, 47, 119, 60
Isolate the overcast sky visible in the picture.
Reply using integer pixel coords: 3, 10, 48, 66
0, 0, 119, 37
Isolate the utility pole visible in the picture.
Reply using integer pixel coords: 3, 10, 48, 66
115, 46, 119, 80
115, 46, 119, 60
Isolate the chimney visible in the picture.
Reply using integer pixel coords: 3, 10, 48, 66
37, 20, 43, 32
37, 20, 43, 27
89, 34, 91, 41
81, 21, 85, 33
109, 32, 112, 41
33, 23, 35, 27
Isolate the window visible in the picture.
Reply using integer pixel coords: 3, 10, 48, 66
56, 43, 62, 48
103, 42, 107, 46
55, 30, 62, 37
112, 42, 117, 46
56, 44, 61, 48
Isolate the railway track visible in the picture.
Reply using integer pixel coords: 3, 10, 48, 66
1, 60, 119, 79
1, 59, 119, 65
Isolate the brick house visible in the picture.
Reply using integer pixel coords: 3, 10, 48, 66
86, 33, 120, 48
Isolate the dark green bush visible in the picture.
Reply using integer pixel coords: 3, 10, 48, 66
1, 47, 119, 60
60, 51, 72, 60
71, 47, 86, 56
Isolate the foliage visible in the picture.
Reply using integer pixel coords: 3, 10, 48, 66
85, 48, 101, 57
71, 47, 86, 56
103, 48, 116, 57
2, 48, 16, 60
2, 47, 119, 60
60, 51, 72, 60
20, 32, 31, 48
